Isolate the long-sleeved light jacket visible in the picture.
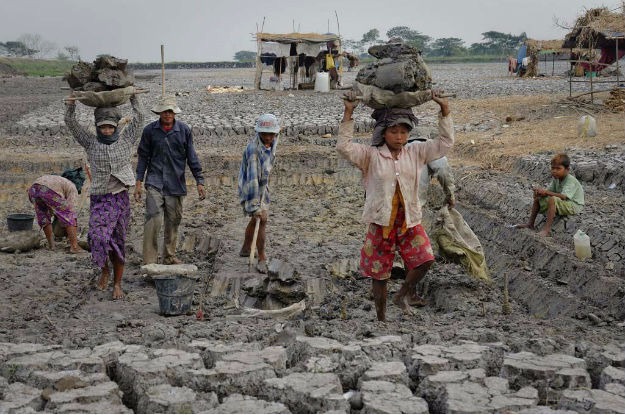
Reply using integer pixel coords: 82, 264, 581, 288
337, 114, 454, 228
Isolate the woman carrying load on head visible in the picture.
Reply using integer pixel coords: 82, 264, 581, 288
64, 93, 144, 300
336, 90, 453, 322
27, 168, 86, 253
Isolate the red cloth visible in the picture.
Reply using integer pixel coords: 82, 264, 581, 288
360, 205, 435, 281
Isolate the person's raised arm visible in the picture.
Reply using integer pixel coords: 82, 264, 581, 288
124, 93, 146, 145
134, 129, 150, 202
64, 100, 93, 148
416, 90, 454, 164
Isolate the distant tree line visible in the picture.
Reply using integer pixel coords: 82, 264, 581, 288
233, 27, 528, 62
0, 33, 80, 61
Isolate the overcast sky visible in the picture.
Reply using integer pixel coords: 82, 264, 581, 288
1, 0, 623, 62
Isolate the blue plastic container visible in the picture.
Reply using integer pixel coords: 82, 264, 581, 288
153, 274, 195, 316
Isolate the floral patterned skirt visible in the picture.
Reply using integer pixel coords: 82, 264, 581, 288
360, 206, 435, 281
28, 184, 77, 228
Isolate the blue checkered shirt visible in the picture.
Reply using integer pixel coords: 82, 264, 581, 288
238, 135, 277, 214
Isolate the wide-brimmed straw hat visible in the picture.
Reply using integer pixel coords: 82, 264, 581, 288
151, 96, 181, 114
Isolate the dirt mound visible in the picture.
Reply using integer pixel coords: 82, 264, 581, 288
0, 61, 22, 77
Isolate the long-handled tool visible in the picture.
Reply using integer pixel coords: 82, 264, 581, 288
246, 123, 281, 272
248, 187, 267, 272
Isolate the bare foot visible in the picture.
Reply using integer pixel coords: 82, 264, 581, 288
112, 284, 124, 300
407, 293, 429, 307
392, 293, 415, 315
256, 260, 268, 274
537, 229, 551, 237
97, 269, 110, 291
68, 246, 87, 255
514, 224, 534, 229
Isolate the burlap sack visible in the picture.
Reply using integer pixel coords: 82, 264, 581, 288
71, 86, 135, 108
353, 81, 431, 109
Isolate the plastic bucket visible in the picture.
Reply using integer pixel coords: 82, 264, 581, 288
7, 213, 35, 232
153, 274, 195, 316
314, 72, 330, 92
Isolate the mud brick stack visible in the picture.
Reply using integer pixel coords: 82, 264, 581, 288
353, 42, 433, 109
65, 55, 134, 92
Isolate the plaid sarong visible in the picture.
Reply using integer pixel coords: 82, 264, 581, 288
88, 191, 130, 268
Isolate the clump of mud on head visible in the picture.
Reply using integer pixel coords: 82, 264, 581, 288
356, 40, 432, 93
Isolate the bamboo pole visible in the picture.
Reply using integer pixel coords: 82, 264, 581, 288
161, 44, 165, 98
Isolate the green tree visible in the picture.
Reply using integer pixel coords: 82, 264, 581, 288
234, 50, 256, 62
64, 46, 80, 61
386, 26, 431, 52
56, 51, 70, 61
17, 33, 56, 58
342, 38, 364, 55
360, 28, 381, 52
479, 31, 526, 55
3, 41, 33, 57
429, 38, 466, 57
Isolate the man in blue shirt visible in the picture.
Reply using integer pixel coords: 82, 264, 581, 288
135, 96, 206, 265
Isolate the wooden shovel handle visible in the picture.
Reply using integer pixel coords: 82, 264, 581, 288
248, 216, 261, 271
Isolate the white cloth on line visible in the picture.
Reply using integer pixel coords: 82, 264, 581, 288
261, 42, 291, 57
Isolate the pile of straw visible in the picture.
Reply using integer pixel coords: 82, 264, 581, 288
605, 87, 625, 112
564, 7, 625, 49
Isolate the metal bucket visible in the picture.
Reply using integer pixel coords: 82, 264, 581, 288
7, 213, 35, 232
153, 274, 195, 316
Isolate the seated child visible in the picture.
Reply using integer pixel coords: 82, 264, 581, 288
516, 153, 584, 236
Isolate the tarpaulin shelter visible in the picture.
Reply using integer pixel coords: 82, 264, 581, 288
522, 39, 571, 77
253, 32, 342, 90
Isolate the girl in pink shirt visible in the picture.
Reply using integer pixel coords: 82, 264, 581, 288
337, 90, 453, 321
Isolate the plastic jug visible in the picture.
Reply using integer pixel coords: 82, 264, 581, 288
574, 230, 592, 260
314, 72, 330, 93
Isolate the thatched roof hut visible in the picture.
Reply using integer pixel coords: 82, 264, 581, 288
252, 32, 341, 90
562, 7, 625, 49
520, 39, 570, 77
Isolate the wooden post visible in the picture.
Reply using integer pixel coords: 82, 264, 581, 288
254, 37, 262, 90
616, 38, 620, 86
292, 56, 298, 90
161, 45, 165, 98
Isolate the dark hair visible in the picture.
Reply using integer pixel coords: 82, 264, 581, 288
551, 153, 570, 168
61, 167, 86, 194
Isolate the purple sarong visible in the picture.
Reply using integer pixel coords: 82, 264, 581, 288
88, 191, 130, 268
27, 183, 77, 227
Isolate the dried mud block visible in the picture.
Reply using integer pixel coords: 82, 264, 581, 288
65, 55, 134, 92
96, 67, 135, 89
93, 55, 128, 71
65, 61, 93, 89
356, 42, 431, 94
0, 230, 41, 253
140, 263, 198, 276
